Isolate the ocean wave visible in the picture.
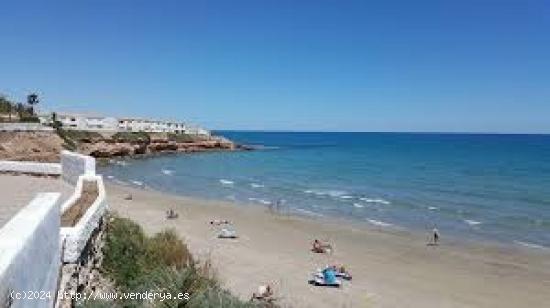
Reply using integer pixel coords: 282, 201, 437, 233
339, 195, 354, 200
250, 183, 265, 188
295, 208, 324, 217
106, 175, 115, 180
513, 241, 549, 250
303, 189, 348, 198
131, 180, 144, 186
366, 218, 393, 227
428, 206, 439, 211
359, 197, 391, 205
464, 219, 482, 226
219, 179, 234, 185
111, 159, 129, 166
248, 197, 271, 205
161, 169, 174, 175
353, 203, 365, 208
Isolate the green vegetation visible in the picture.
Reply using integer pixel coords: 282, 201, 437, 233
87, 215, 258, 307
168, 133, 202, 143
0, 94, 37, 122
56, 128, 78, 151
112, 131, 151, 143
55, 129, 103, 151
59, 130, 103, 142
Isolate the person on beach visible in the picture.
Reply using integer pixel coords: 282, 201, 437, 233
210, 219, 230, 225
251, 284, 275, 303
166, 208, 178, 219
312, 239, 333, 253
432, 227, 440, 245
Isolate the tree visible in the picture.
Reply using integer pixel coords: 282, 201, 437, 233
27, 93, 39, 115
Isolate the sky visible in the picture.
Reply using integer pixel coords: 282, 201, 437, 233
1, 0, 549, 133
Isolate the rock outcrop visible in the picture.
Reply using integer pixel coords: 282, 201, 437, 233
0, 131, 239, 162
77, 133, 236, 158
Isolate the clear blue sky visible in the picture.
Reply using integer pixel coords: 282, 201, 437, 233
1, 0, 549, 133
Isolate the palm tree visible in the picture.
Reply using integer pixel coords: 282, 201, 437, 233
27, 93, 39, 115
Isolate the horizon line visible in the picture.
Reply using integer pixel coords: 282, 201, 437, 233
212, 129, 550, 136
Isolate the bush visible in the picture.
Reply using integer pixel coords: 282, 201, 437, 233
112, 132, 150, 143
60, 130, 103, 142
18, 116, 40, 123
100, 215, 258, 307
102, 217, 150, 290
146, 230, 194, 269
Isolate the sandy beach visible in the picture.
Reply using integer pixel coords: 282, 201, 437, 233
106, 182, 550, 308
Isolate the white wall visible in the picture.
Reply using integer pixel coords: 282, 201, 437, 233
0, 123, 54, 132
60, 175, 108, 263
0, 161, 61, 175
0, 193, 61, 308
60, 151, 95, 185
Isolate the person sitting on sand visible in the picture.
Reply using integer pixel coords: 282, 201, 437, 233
210, 219, 231, 226
166, 208, 178, 219
250, 284, 275, 302
312, 239, 333, 253
329, 264, 352, 280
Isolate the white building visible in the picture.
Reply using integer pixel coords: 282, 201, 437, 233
38, 112, 210, 135
118, 117, 209, 135
54, 113, 119, 131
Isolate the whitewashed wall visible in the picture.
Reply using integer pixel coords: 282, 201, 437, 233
60, 151, 95, 185
60, 175, 107, 263
0, 161, 61, 175
0, 193, 61, 308
0, 123, 54, 132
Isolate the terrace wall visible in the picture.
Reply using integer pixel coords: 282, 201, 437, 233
0, 193, 61, 308
60, 151, 95, 185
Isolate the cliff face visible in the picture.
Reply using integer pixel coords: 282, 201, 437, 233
0, 131, 64, 162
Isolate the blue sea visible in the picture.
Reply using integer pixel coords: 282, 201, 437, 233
99, 132, 550, 248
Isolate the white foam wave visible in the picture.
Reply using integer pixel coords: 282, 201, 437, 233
248, 197, 271, 205
106, 175, 115, 179
513, 241, 548, 250
112, 160, 128, 166
295, 208, 324, 217
428, 206, 439, 211
219, 179, 234, 185
359, 198, 391, 205
250, 183, 265, 188
161, 169, 174, 175
366, 219, 393, 227
353, 203, 365, 208
464, 219, 482, 226
303, 189, 348, 198
339, 195, 354, 200
131, 180, 143, 186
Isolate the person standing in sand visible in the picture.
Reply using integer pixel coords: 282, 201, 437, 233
432, 227, 440, 245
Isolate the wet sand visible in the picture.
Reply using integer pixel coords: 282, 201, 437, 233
106, 182, 550, 307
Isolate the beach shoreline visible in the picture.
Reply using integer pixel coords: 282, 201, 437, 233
105, 181, 550, 307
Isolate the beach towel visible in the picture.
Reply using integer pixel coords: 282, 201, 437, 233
218, 228, 238, 238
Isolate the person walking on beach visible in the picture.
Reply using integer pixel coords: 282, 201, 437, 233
432, 227, 440, 245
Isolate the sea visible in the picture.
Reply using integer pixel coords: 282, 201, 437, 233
99, 132, 550, 249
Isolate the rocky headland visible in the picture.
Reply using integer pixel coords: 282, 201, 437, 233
0, 130, 243, 163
